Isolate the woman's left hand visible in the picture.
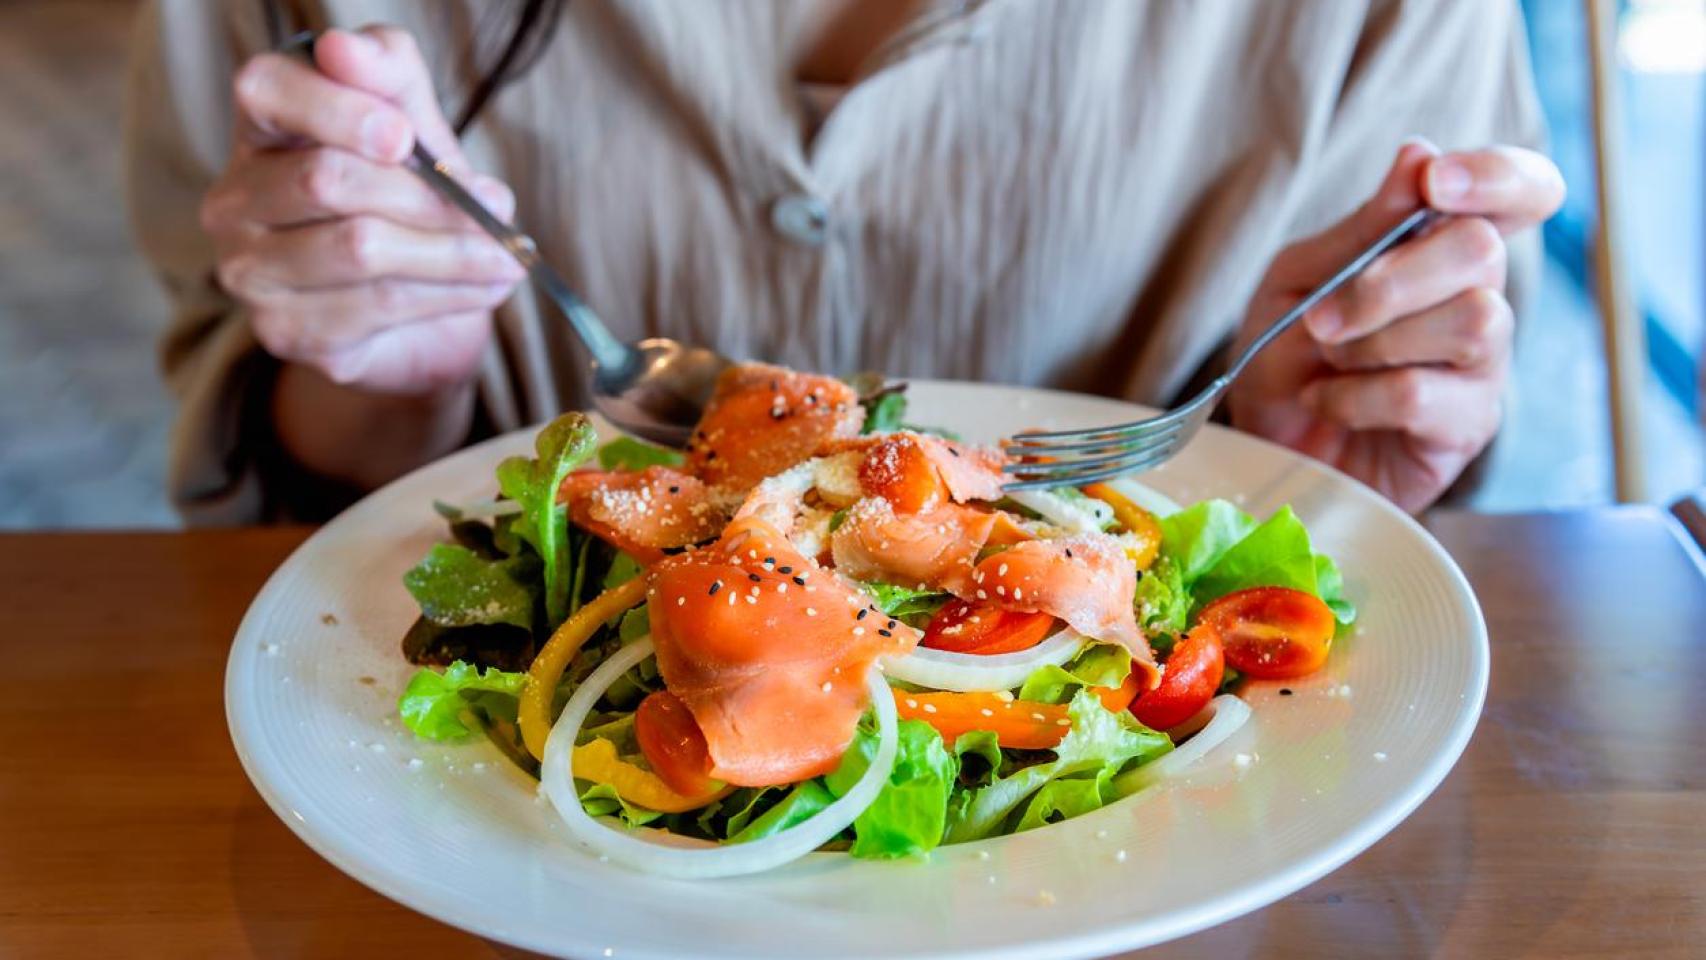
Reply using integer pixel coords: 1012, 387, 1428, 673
1229, 140, 1564, 512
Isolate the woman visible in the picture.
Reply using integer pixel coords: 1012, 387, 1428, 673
127, 0, 1563, 523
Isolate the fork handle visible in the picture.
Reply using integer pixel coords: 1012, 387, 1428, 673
1223, 208, 1441, 386
274, 30, 636, 378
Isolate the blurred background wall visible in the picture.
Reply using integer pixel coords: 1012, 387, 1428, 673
0, 0, 1700, 529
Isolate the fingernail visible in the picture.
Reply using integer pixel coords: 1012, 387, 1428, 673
1304, 304, 1342, 342
360, 111, 410, 161
470, 176, 515, 219
1428, 160, 1472, 203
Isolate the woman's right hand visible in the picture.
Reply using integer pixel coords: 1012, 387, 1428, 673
201, 26, 524, 395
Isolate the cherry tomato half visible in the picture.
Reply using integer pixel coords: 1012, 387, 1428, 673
858, 434, 947, 513
1129, 623, 1224, 730
921, 599, 1057, 655
1199, 586, 1335, 680
634, 690, 721, 797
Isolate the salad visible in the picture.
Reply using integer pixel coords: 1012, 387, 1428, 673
396, 363, 1354, 878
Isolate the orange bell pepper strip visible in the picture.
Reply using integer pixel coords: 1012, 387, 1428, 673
1081, 482, 1162, 572
893, 667, 1145, 750
572, 737, 734, 813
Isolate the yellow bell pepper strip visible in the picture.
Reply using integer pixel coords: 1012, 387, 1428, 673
892, 671, 1142, 750
1081, 482, 1162, 572
520, 576, 650, 760
572, 737, 734, 813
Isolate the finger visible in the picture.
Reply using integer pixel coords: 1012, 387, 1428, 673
1423, 147, 1566, 233
280, 312, 495, 394
231, 53, 412, 162
314, 27, 464, 166
217, 216, 524, 293
202, 147, 516, 232
249, 280, 515, 356
1268, 139, 1438, 286
1300, 367, 1503, 450
1321, 288, 1513, 373
1306, 215, 1506, 344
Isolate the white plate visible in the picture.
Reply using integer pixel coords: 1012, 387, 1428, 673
226, 381, 1487, 960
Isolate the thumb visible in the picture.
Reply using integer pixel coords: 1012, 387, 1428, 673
1279, 138, 1438, 286
314, 26, 466, 169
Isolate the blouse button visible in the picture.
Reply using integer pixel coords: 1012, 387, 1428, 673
770, 193, 830, 247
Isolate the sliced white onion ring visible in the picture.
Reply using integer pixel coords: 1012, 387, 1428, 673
540, 637, 898, 879
881, 629, 1088, 692
1101, 477, 1182, 518
1112, 694, 1252, 795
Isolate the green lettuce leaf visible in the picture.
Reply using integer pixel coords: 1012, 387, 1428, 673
398, 660, 528, 741
1159, 500, 1258, 582
496, 413, 598, 627
826, 719, 957, 859
864, 582, 951, 622
1134, 555, 1190, 648
579, 782, 664, 827
862, 392, 908, 434
1017, 643, 1132, 704
944, 690, 1171, 843
729, 781, 835, 843
597, 436, 685, 472
952, 730, 1005, 789
402, 543, 537, 630
602, 551, 644, 590
1156, 499, 1356, 625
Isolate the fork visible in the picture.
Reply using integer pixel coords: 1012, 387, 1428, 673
1001, 208, 1440, 491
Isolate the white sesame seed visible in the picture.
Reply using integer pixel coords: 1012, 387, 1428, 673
806, 607, 818, 617
1373, 751, 1388, 762
996, 586, 1006, 596
923, 703, 938, 714
997, 563, 1009, 576
1031, 713, 1046, 721
905, 699, 919, 708
821, 681, 833, 693
980, 708, 994, 717
853, 627, 865, 636
977, 590, 988, 599
1055, 718, 1071, 727
1013, 587, 1023, 600
677, 596, 686, 606
745, 595, 757, 604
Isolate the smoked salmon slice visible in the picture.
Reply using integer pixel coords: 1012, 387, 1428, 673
825, 432, 1007, 505
969, 536, 1158, 688
686, 364, 864, 491
646, 517, 920, 787
558, 467, 723, 563
830, 497, 998, 595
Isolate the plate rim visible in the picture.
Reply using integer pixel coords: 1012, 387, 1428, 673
224, 379, 1489, 959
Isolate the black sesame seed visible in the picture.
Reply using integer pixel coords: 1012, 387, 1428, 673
878, 629, 893, 638
948, 447, 961, 457
792, 576, 807, 586
777, 566, 793, 574
886, 619, 897, 630
748, 573, 762, 582
668, 485, 681, 494
706, 451, 718, 461
1280, 688, 1294, 696
1064, 548, 1074, 558
856, 609, 868, 620
708, 581, 722, 596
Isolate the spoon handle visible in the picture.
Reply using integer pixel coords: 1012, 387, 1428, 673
403, 145, 632, 374
274, 30, 634, 376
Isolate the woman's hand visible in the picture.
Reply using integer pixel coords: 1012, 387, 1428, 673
200, 26, 524, 395
1229, 140, 1564, 512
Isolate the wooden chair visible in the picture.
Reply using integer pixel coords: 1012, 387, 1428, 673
1585, 0, 1649, 502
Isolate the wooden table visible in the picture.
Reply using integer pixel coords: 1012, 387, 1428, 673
3, 510, 1702, 958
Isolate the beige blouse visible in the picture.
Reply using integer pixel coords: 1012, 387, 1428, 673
126, 0, 1545, 524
